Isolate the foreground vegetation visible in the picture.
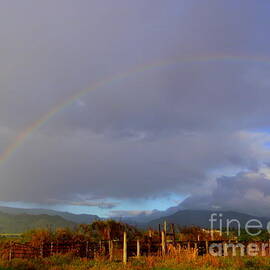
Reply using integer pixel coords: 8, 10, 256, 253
0, 252, 270, 270
1, 220, 270, 269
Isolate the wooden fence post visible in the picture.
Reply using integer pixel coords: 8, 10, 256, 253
172, 224, 176, 245
99, 240, 102, 255
50, 242, 54, 256
163, 220, 167, 235
123, 231, 127, 264
109, 240, 113, 261
161, 231, 166, 256
9, 242, 13, 261
137, 239, 140, 258
40, 241, 44, 258
223, 242, 228, 256
205, 240, 209, 254
86, 241, 89, 258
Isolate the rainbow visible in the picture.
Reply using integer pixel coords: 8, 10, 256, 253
0, 54, 269, 164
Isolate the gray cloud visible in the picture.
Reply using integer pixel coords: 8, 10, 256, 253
0, 0, 270, 214
108, 210, 154, 218
180, 168, 270, 217
47, 199, 118, 209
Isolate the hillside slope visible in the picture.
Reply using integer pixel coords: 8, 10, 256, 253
0, 206, 99, 224
0, 211, 76, 233
148, 210, 269, 229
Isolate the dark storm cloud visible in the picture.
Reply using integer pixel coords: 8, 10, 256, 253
1, 0, 270, 213
0, 129, 265, 203
180, 168, 270, 217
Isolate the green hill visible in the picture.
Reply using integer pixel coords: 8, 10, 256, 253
0, 206, 99, 224
0, 211, 76, 233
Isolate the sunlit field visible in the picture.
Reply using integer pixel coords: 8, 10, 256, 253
0, 252, 270, 270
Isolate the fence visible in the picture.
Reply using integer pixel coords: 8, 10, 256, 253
2, 238, 269, 263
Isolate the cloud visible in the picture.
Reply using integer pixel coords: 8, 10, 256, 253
109, 210, 155, 218
1, 129, 267, 203
0, 0, 270, 214
180, 167, 270, 217
49, 199, 118, 209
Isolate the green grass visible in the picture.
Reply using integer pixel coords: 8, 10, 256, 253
1, 255, 270, 270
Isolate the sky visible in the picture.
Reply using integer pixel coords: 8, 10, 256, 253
1, 0, 270, 217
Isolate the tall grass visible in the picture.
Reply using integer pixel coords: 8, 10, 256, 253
0, 250, 270, 270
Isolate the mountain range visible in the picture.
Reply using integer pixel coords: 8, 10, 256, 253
147, 209, 270, 229
0, 205, 269, 233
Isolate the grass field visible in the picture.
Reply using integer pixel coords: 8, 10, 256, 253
1, 251, 270, 270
